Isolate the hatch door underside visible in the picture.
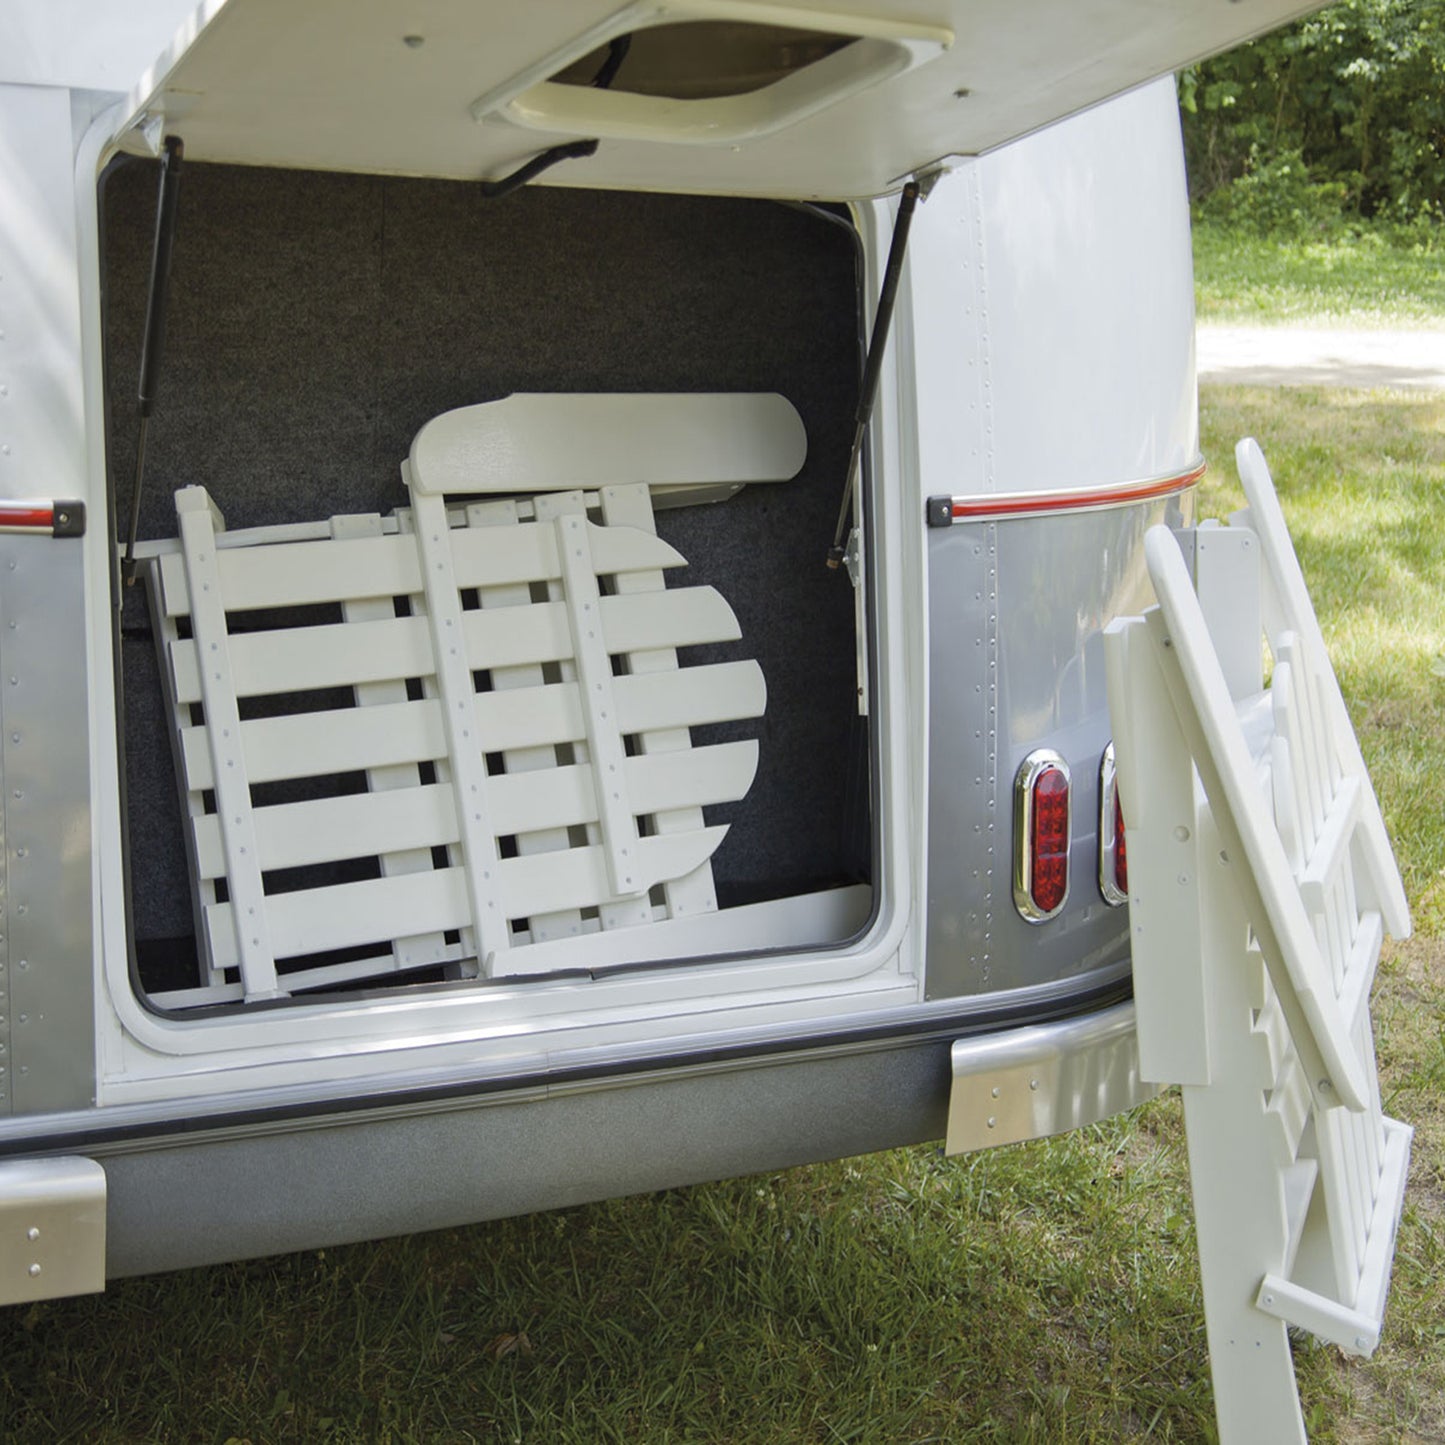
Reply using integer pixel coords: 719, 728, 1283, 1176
117, 0, 1325, 198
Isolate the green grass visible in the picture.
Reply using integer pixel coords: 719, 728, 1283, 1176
1, 391, 1442, 1443
1193, 223, 1445, 328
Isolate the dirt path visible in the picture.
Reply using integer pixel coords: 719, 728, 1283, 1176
1197, 324, 1445, 389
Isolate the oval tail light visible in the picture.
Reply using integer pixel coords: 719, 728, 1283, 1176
1098, 742, 1128, 906
1013, 750, 1070, 922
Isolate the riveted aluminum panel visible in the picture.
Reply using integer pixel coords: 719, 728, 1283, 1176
0, 535, 95, 1115
925, 495, 1192, 1000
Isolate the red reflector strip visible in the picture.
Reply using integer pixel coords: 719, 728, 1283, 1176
0, 504, 54, 531
948, 462, 1205, 523
1013, 749, 1071, 923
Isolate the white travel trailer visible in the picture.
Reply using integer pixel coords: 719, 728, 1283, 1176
0, 3, 1413, 1437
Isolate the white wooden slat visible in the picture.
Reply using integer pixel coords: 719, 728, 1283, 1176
179, 699, 446, 790
504, 829, 729, 921
332, 511, 449, 978
1277, 643, 1327, 849
469, 495, 582, 946
156, 515, 685, 617
1144, 530, 1368, 1113
626, 740, 758, 817
144, 560, 228, 991
204, 827, 728, 968
1270, 729, 1305, 874
205, 866, 470, 970
178, 660, 766, 790
1236, 438, 1411, 941
450, 518, 685, 589
530, 491, 653, 932
1101, 611, 1212, 1087
193, 781, 459, 880
603, 586, 743, 650
1247, 987, 1291, 1091
408, 393, 807, 497
411, 486, 507, 971
1263, 1042, 1312, 1169
169, 585, 741, 704
160, 528, 421, 616
170, 612, 434, 705
555, 509, 640, 895
1318, 1108, 1365, 1295
399, 506, 482, 980
175, 486, 281, 1001
601, 481, 720, 922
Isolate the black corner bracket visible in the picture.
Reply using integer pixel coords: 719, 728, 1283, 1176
53, 501, 87, 538
925, 496, 953, 529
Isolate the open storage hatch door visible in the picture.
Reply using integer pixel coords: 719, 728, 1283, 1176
115, 0, 1328, 198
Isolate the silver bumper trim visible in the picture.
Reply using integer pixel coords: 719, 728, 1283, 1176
945, 1001, 1155, 1153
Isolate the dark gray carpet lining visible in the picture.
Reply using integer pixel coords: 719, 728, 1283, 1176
101, 161, 865, 982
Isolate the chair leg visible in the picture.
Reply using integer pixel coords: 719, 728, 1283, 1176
1183, 1080, 1309, 1445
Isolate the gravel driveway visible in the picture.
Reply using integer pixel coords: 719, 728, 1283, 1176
1197, 324, 1445, 389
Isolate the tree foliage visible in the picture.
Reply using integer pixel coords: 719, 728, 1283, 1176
1179, 0, 1445, 234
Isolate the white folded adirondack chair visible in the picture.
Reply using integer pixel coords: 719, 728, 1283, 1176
144, 393, 804, 1005
1104, 440, 1411, 1443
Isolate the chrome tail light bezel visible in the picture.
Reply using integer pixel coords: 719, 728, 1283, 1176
1098, 741, 1128, 907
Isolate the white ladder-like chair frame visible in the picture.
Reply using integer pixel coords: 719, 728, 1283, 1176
142, 393, 800, 1006
1104, 440, 1411, 1443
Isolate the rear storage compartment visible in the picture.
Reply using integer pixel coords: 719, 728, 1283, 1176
102, 164, 871, 1011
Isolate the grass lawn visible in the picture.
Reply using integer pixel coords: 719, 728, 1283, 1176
1193, 223, 1445, 328
0, 392, 1440, 1443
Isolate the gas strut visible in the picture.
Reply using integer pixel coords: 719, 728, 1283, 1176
122, 134, 184, 585
827, 179, 920, 569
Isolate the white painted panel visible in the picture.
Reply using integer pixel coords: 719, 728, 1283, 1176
0, 87, 87, 507
410, 394, 806, 495
908, 78, 1197, 503
0, 0, 201, 89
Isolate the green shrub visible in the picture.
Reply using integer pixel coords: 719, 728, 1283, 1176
1181, 0, 1445, 232
1195, 148, 1353, 237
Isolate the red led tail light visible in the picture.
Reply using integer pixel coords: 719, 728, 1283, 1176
1013, 750, 1071, 922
